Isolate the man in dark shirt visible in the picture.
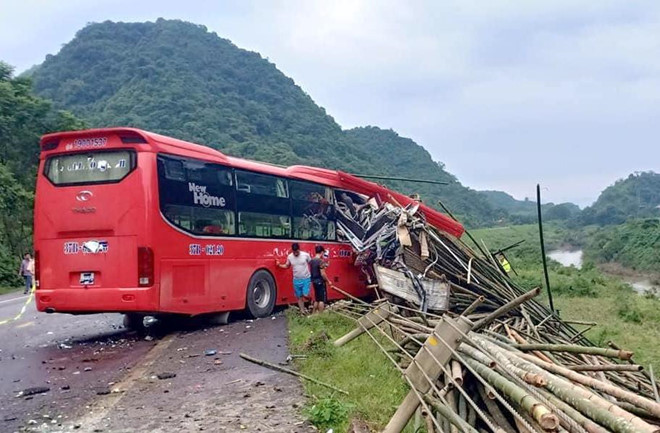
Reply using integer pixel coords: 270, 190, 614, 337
310, 245, 331, 313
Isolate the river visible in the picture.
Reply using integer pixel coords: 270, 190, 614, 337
547, 249, 583, 269
547, 249, 659, 296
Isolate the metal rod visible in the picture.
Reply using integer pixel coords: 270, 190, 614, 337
354, 174, 449, 185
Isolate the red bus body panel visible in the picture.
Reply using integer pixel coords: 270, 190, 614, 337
34, 128, 463, 315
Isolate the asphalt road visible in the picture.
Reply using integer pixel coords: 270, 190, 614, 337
0, 292, 313, 433
0, 291, 153, 432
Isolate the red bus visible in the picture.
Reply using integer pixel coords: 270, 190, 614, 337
34, 128, 463, 324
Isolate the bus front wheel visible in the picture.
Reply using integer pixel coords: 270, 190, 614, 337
246, 270, 277, 318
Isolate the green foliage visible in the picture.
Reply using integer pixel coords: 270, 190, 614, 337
0, 61, 85, 285
584, 219, 660, 273
29, 19, 502, 227
545, 202, 582, 222
580, 172, 660, 225
616, 297, 643, 324
478, 190, 580, 224
287, 310, 408, 431
305, 397, 352, 430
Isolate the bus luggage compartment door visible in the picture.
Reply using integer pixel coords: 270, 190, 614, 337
159, 259, 212, 314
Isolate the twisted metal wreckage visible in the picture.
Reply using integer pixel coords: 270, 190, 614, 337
329, 197, 660, 433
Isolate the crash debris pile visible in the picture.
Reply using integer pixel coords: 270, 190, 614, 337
332, 201, 660, 433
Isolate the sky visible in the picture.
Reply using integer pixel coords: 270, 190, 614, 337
1, 0, 659, 206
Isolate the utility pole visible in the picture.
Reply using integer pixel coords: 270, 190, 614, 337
537, 184, 555, 313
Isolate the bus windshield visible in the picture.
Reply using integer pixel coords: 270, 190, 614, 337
44, 150, 135, 186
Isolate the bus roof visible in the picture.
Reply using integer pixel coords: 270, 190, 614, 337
40, 128, 465, 237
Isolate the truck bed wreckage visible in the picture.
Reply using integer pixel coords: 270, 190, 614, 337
328, 197, 660, 433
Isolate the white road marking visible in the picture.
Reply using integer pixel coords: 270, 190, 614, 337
0, 295, 27, 305
15, 320, 34, 329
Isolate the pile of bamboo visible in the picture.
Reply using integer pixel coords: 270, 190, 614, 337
331, 200, 660, 433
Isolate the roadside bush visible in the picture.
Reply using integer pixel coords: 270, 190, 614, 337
305, 397, 352, 430
616, 298, 643, 324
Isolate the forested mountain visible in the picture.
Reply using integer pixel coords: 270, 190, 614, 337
0, 62, 84, 284
478, 190, 580, 224
580, 171, 660, 225
584, 219, 660, 274
28, 19, 498, 226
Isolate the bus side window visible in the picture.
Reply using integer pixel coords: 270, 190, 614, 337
157, 155, 237, 236
290, 180, 336, 241
163, 159, 185, 181
235, 170, 291, 238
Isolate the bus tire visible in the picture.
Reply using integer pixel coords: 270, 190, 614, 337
246, 270, 277, 318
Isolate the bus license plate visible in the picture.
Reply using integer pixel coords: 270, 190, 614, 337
80, 272, 95, 285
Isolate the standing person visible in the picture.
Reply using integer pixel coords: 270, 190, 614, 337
310, 245, 331, 314
276, 243, 311, 314
18, 253, 35, 295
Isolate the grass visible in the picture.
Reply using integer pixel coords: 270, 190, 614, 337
287, 309, 408, 432
288, 224, 660, 430
554, 285, 660, 368
0, 286, 21, 295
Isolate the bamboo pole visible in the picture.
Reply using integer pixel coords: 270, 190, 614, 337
422, 408, 436, 433
464, 357, 559, 430
424, 395, 479, 433
517, 353, 660, 418
512, 344, 634, 360
473, 287, 541, 330
239, 353, 348, 395
459, 344, 496, 368
451, 360, 464, 387
461, 295, 485, 316
650, 364, 660, 403
505, 352, 659, 433
569, 364, 643, 372
536, 388, 609, 433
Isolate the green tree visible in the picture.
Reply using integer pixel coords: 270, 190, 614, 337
0, 61, 84, 285
580, 172, 660, 225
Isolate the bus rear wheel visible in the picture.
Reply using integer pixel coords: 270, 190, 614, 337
246, 270, 276, 318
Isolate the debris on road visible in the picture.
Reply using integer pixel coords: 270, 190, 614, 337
95, 386, 111, 395
16, 386, 50, 397
204, 349, 217, 356
328, 199, 660, 433
156, 372, 177, 380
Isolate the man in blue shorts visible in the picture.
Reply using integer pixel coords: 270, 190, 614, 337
276, 243, 311, 314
